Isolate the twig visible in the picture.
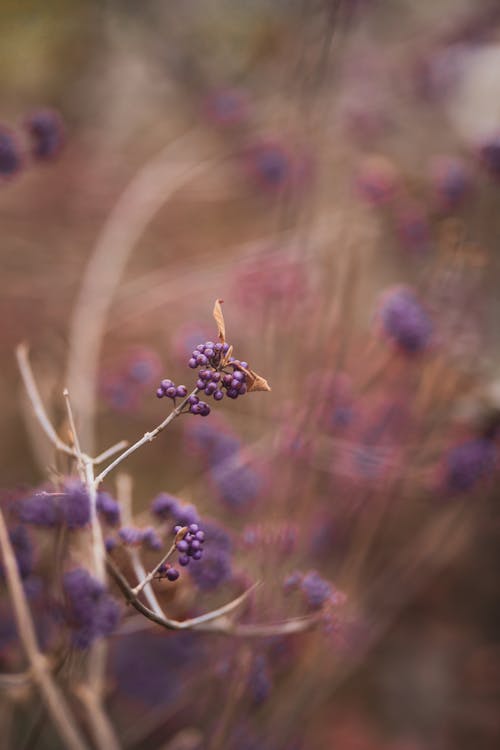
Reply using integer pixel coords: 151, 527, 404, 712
93, 441, 129, 465
16, 344, 75, 459
75, 684, 121, 750
131, 542, 177, 597
0, 509, 89, 750
116, 473, 166, 617
94, 388, 198, 486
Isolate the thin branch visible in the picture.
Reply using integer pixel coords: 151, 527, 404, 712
107, 555, 258, 631
0, 508, 90, 750
75, 684, 121, 750
93, 441, 129, 465
131, 541, 177, 597
94, 388, 198, 486
16, 344, 75, 459
116, 472, 166, 617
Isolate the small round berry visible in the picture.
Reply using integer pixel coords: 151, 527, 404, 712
166, 567, 180, 581
205, 382, 217, 395
179, 554, 190, 566
200, 369, 211, 380
191, 539, 201, 551
231, 379, 242, 390
214, 343, 223, 352
188, 358, 198, 369
188, 395, 200, 405
165, 386, 177, 398
200, 403, 211, 416
190, 404, 202, 414
240, 361, 249, 369
189, 524, 199, 532
196, 344, 205, 352
222, 374, 233, 387
211, 371, 221, 382
222, 343, 230, 353
239, 384, 247, 395
205, 341, 215, 349
173, 525, 183, 533
176, 539, 189, 552
205, 348, 214, 358
192, 549, 203, 560
196, 379, 207, 390
156, 388, 164, 398
214, 390, 224, 401
227, 389, 238, 399
176, 385, 187, 397
161, 379, 174, 390
195, 530, 205, 541
233, 371, 245, 382
198, 354, 208, 366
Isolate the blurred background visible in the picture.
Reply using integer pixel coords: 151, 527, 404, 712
1, 0, 500, 748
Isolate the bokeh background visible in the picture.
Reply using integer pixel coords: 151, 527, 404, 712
1, 1, 500, 748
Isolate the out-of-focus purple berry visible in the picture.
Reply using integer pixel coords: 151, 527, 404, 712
479, 136, 500, 179
118, 526, 144, 546
25, 109, 65, 160
442, 438, 496, 494
60, 480, 91, 529
192, 549, 203, 560
18, 491, 60, 527
63, 568, 120, 649
142, 527, 163, 551
377, 286, 433, 355
178, 554, 190, 566
156, 388, 164, 398
1, 526, 34, 580
96, 491, 121, 526
0, 128, 22, 178
176, 539, 189, 552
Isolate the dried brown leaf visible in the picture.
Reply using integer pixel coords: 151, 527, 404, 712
213, 299, 226, 343
221, 344, 233, 367
241, 367, 271, 393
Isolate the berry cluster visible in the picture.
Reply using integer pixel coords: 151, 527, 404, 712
174, 523, 205, 567
156, 379, 188, 400
156, 563, 180, 582
189, 340, 250, 401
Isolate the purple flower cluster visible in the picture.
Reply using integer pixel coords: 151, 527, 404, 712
378, 286, 433, 354
18, 481, 90, 529
175, 523, 205, 567
63, 568, 120, 649
284, 570, 345, 611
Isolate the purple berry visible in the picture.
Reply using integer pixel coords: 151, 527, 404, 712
192, 550, 203, 560
230, 379, 242, 390
188, 358, 197, 369
196, 379, 206, 390
176, 385, 187, 397
227, 389, 238, 399
179, 554, 190, 566
166, 567, 180, 581
190, 404, 202, 415
214, 390, 224, 401
198, 354, 208, 366
161, 379, 174, 390
205, 382, 217, 396
165, 386, 177, 398
176, 539, 189, 552
205, 348, 214, 358
233, 371, 245, 382
156, 388, 164, 398
188, 395, 199, 405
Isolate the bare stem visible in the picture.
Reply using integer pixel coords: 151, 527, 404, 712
94, 388, 198, 486
131, 542, 177, 597
93, 441, 129, 465
116, 473, 166, 617
16, 344, 75, 459
0, 509, 89, 750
